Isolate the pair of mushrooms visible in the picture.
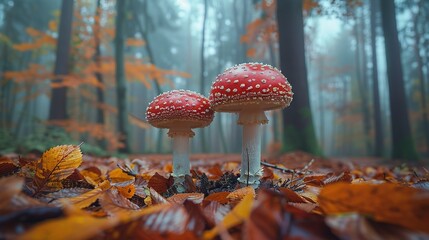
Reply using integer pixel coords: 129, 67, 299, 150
146, 62, 293, 188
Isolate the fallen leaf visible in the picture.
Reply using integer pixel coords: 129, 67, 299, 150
0, 157, 19, 176
204, 192, 230, 204
326, 213, 429, 240
148, 172, 170, 194
99, 188, 140, 216
168, 193, 204, 204
117, 184, 135, 198
203, 191, 254, 239
227, 186, 255, 205
319, 183, 429, 233
108, 168, 135, 186
17, 215, 117, 240
279, 187, 308, 203
31, 145, 83, 194
244, 189, 337, 240
149, 187, 168, 204
59, 181, 110, 209
203, 201, 230, 226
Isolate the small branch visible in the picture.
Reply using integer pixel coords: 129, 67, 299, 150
261, 161, 296, 174
262, 159, 315, 175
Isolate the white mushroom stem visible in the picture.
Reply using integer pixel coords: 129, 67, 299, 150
237, 110, 268, 187
168, 128, 195, 178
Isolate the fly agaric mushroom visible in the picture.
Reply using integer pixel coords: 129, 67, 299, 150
209, 62, 293, 187
146, 90, 214, 182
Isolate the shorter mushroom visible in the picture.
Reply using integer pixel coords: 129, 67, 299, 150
146, 90, 214, 185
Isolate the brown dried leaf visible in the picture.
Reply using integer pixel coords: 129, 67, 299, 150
99, 188, 139, 216
279, 187, 308, 203
58, 181, 110, 209
203, 201, 230, 226
168, 193, 204, 204
0, 157, 19, 176
149, 187, 168, 204
243, 189, 336, 240
319, 183, 429, 233
323, 171, 352, 185
326, 213, 429, 240
148, 172, 170, 194
203, 191, 254, 239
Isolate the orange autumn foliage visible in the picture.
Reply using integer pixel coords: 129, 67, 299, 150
46, 120, 124, 151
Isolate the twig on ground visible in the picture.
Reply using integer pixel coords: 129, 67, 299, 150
261, 159, 315, 175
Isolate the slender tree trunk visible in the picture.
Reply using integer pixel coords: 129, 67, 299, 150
277, 0, 321, 155
412, 4, 429, 154
115, 0, 130, 153
94, 0, 106, 148
199, 0, 208, 152
49, 0, 74, 120
370, 0, 384, 157
380, 0, 418, 160
215, 1, 228, 153
133, 0, 163, 152
353, 10, 372, 155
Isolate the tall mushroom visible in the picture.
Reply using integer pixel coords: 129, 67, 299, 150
209, 63, 293, 187
146, 90, 214, 184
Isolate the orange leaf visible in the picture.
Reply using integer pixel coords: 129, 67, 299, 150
319, 183, 429, 233
204, 192, 230, 204
226, 186, 255, 205
117, 185, 136, 199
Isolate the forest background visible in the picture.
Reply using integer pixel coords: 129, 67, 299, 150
0, 0, 428, 162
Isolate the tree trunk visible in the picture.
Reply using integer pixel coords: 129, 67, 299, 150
353, 9, 372, 155
49, 0, 74, 120
94, 0, 106, 148
277, 0, 321, 155
412, 2, 429, 154
370, 0, 384, 157
380, 0, 418, 160
115, 0, 130, 153
199, 0, 208, 152
133, 0, 163, 152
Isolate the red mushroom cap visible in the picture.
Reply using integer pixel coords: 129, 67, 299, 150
146, 90, 214, 129
209, 62, 293, 112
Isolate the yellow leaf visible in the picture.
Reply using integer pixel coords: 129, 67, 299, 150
17, 215, 117, 240
319, 183, 429, 233
32, 145, 83, 194
108, 168, 135, 184
203, 192, 254, 239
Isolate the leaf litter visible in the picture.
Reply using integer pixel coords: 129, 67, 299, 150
0, 145, 428, 239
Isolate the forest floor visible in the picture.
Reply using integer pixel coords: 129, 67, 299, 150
1, 148, 429, 239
